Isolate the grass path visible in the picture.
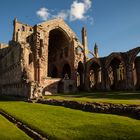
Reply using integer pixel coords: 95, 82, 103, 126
0, 114, 32, 140
0, 101, 140, 140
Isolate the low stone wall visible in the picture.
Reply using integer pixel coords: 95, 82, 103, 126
36, 99, 140, 119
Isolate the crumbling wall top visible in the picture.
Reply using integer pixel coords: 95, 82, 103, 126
12, 18, 33, 42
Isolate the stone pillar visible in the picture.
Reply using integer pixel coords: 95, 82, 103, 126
81, 27, 89, 90
12, 18, 17, 41
100, 68, 106, 90
43, 33, 49, 77
94, 43, 99, 58
81, 27, 88, 61
28, 82, 35, 99
84, 66, 90, 91
104, 68, 110, 91
126, 63, 134, 90
38, 60, 40, 83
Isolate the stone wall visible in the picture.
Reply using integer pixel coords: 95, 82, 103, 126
0, 42, 31, 97
0, 46, 21, 84
85, 48, 140, 91
1, 83, 30, 97
13, 18, 33, 42
0, 18, 140, 98
35, 19, 85, 84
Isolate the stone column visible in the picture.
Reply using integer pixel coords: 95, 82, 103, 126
100, 68, 106, 90
44, 34, 49, 77
126, 63, 134, 90
105, 68, 110, 91
81, 27, 88, 61
28, 82, 35, 99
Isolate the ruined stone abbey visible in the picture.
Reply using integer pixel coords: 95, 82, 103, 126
0, 18, 140, 98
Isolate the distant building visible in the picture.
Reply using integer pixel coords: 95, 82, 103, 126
0, 18, 140, 98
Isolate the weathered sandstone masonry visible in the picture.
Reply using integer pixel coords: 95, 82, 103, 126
0, 18, 140, 98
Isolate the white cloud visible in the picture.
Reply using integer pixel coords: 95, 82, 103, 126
70, 0, 92, 21
36, 8, 50, 21
36, 0, 93, 23
70, 1, 85, 21
84, 0, 92, 10
53, 10, 69, 20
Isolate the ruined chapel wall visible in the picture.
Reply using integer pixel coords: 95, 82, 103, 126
0, 45, 22, 85
0, 43, 31, 97
21, 43, 35, 82
13, 21, 33, 42
73, 39, 84, 68
1, 84, 30, 97
35, 19, 84, 82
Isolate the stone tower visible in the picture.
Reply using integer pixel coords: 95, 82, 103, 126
94, 43, 99, 58
12, 17, 17, 41
82, 27, 88, 61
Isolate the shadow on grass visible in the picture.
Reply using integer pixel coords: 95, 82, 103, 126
56, 91, 140, 100
68, 123, 140, 140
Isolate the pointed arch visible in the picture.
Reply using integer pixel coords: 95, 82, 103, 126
105, 53, 126, 90
38, 19, 76, 42
48, 28, 71, 78
128, 47, 140, 89
87, 58, 102, 90
128, 47, 140, 64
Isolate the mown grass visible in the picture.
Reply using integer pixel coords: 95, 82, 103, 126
0, 101, 140, 140
0, 114, 31, 140
44, 91, 140, 105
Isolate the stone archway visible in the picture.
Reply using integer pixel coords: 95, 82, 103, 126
35, 19, 78, 85
129, 47, 140, 90
126, 47, 140, 89
105, 53, 126, 90
88, 61, 101, 90
133, 55, 140, 89
48, 28, 70, 78
108, 58, 124, 90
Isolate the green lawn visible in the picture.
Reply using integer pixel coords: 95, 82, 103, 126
44, 91, 140, 105
0, 101, 140, 140
0, 114, 31, 140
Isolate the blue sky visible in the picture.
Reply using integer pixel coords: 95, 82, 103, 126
0, 0, 140, 57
